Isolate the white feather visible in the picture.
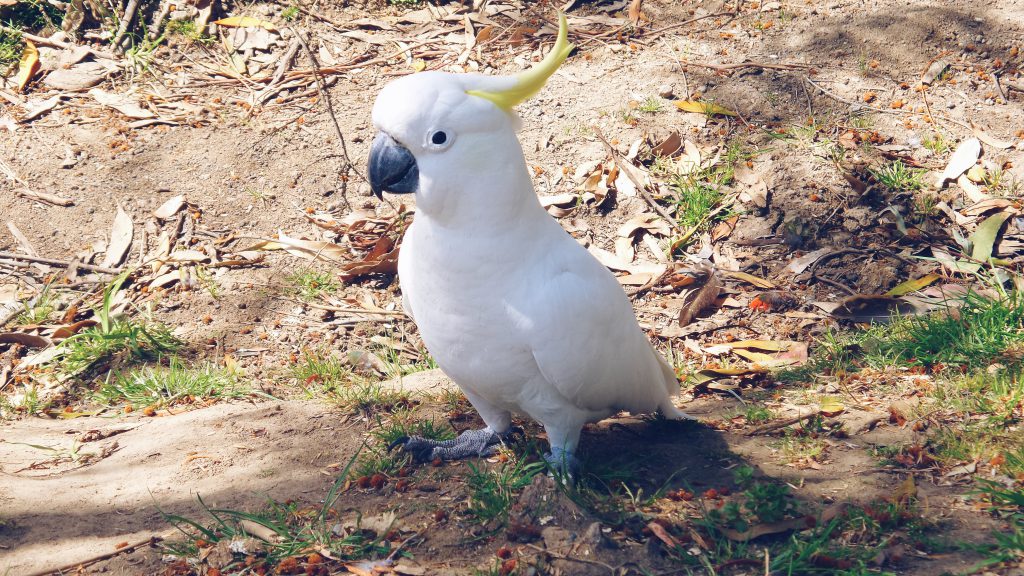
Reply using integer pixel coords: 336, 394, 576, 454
375, 70, 684, 455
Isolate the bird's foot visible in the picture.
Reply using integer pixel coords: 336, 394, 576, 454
544, 447, 581, 480
389, 427, 505, 463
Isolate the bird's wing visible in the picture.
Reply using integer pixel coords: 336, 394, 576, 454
523, 238, 674, 414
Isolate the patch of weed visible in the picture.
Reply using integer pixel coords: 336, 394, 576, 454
637, 96, 663, 113
871, 160, 925, 192
165, 19, 213, 45
973, 479, 1024, 569
286, 269, 339, 301
922, 132, 952, 155
57, 275, 179, 376
0, 27, 23, 68
281, 5, 299, 20
466, 458, 545, 525
95, 357, 250, 409
15, 287, 56, 325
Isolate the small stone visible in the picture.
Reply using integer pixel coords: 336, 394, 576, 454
657, 84, 674, 99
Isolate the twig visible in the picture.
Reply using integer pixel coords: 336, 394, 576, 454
1005, 81, 1024, 93
6, 222, 39, 257
0, 25, 117, 60
1, 158, 74, 206
0, 252, 122, 274
148, 0, 173, 41
677, 60, 810, 76
592, 126, 682, 234
645, 11, 736, 38
745, 410, 822, 436
805, 77, 971, 130
24, 534, 167, 576
992, 73, 1007, 103
257, 38, 302, 104
112, 0, 142, 49
524, 543, 619, 574
806, 248, 858, 295
288, 27, 364, 197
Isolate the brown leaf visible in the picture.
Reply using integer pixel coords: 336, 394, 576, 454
340, 236, 400, 281
627, 0, 644, 26
678, 266, 721, 326
720, 516, 811, 542
710, 215, 738, 243
101, 204, 133, 268
50, 319, 98, 340
646, 521, 680, 549
0, 332, 50, 348
650, 131, 682, 157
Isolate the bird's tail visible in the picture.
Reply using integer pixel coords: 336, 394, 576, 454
653, 347, 695, 420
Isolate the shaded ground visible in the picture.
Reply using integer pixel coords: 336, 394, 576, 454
2, 0, 1023, 574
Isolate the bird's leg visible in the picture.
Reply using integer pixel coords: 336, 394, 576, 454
541, 423, 583, 477
389, 427, 509, 463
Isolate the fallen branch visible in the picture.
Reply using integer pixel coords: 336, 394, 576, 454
111, 0, 142, 49
592, 125, 682, 234
0, 252, 122, 274
678, 60, 811, 75
745, 410, 822, 436
24, 534, 167, 576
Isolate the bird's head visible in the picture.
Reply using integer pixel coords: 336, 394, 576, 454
368, 13, 573, 220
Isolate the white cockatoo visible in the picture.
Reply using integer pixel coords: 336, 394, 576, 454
368, 14, 689, 473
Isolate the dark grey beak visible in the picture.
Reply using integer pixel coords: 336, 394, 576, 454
368, 132, 418, 199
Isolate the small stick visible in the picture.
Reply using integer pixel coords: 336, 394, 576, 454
289, 27, 364, 195
645, 11, 736, 38
0, 252, 122, 274
745, 410, 822, 436
592, 126, 682, 234
112, 0, 142, 49
257, 38, 302, 105
6, 222, 40, 257
23, 534, 166, 576
1, 158, 74, 206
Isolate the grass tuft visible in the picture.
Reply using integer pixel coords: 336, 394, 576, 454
95, 357, 250, 409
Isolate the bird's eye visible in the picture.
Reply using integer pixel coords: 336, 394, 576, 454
431, 131, 448, 145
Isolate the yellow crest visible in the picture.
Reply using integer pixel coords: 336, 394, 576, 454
467, 13, 574, 110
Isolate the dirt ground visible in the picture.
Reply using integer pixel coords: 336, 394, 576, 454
2, 0, 1024, 574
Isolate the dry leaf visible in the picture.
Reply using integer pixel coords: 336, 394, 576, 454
89, 88, 155, 119
153, 195, 186, 220
340, 236, 400, 281
722, 270, 776, 288
0, 332, 50, 348
246, 232, 350, 264
50, 319, 98, 340
786, 248, 830, 274
678, 266, 720, 326
101, 204, 133, 268
650, 131, 682, 157
886, 274, 940, 297
213, 16, 278, 31
819, 398, 845, 417
627, 0, 644, 26
675, 100, 737, 117
15, 40, 39, 92
936, 137, 980, 187
971, 125, 1015, 149
710, 215, 739, 243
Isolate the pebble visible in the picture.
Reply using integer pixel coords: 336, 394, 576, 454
657, 84, 674, 99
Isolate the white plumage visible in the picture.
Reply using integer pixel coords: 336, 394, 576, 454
368, 15, 686, 471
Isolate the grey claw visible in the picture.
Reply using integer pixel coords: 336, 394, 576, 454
387, 436, 411, 452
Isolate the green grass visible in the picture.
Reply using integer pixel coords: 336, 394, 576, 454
870, 160, 925, 192
94, 357, 251, 408
286, 270, 338, 301
292, 349, 411, 415
0, 27, 22, 69
973, 479, 1024, 569
15, 287, 56, 325
281, 5, 299, 20
637, 96, 664, 113
923, 132, 952, 155
56, 274, 180, 377
165, 19, 214, 45
670, 179, 723, 229
466, 458, 545, 525
348, 412, 456, 479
